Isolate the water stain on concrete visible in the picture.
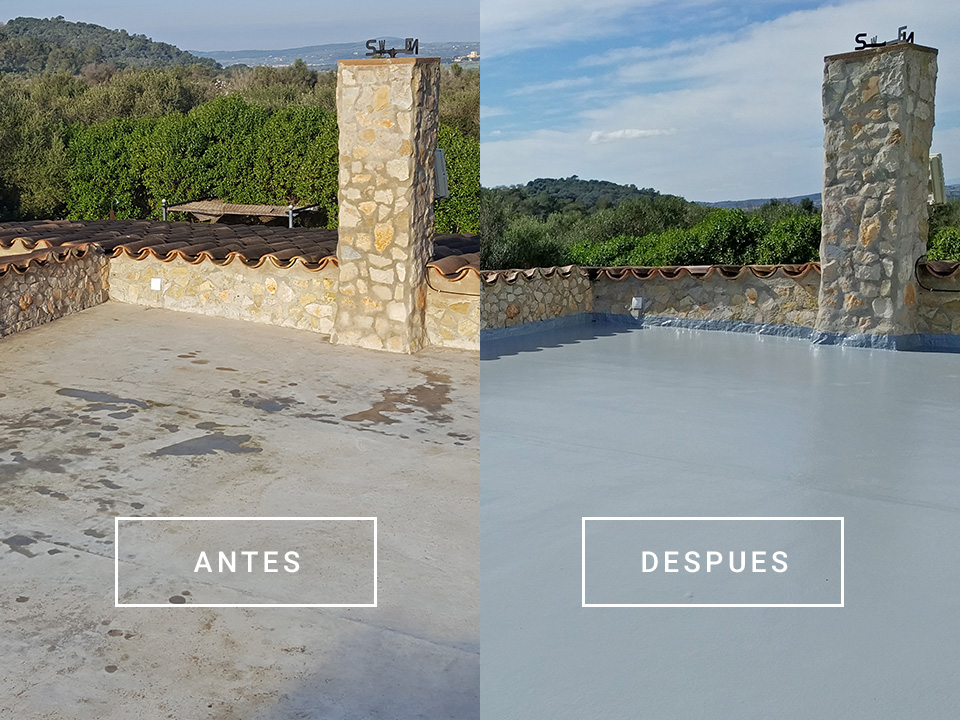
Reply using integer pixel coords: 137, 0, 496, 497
246, 397, 295, 413
191, 360, 210, 365
342, 369, 454, 426
56, 388, 149, 409
152, 433, 262, 456
3, 535, 37, 557
216, 367, 238, 372
35, 486, 69, 501
295, 412, 339, 425
83, 529, 108, 539
0, 455, 68, 481
232, 390, 299, 414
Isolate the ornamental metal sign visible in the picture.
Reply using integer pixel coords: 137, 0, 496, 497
365, 38, 419, 57
855, 25, 915, 50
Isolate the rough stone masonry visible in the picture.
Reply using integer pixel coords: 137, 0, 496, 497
333, 57, 441, 353
816, 42, 938, 347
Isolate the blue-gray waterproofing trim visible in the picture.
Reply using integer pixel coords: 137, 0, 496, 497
481, 312, 960, 353
639, 314, 815, 339
480, 313, 599, 342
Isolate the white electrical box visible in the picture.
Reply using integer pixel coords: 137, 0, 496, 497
151, 278, 162, 291
631, 296, 647, 311
929, 153, 946, 205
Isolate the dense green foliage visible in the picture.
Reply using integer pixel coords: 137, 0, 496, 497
64, 96, 478, 231
494, 176, 658, 221
483, 177, 960, 269
481, 184, 824, 269
0, 36, 480, 231
927, 226, 960, 262
0, 16, 218, 73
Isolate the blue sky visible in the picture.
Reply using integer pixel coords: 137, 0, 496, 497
481, 0, 960, 201
1, 1, 477, 51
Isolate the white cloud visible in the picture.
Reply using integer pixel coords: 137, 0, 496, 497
588, 128, 676, 143
481, 106, 510, 118
508, 77, 593, 96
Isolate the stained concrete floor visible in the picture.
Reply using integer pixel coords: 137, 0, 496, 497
482, 322, 960, 719
0, 302, 478, 719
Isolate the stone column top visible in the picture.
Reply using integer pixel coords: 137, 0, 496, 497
338, 57, 441, 67
825, 43, 938, 63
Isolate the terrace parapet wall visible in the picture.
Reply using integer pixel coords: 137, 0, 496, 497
108, 254, 340, 335
480, 264, 820, 332
426, 267, 481, 350
481, 267, 593, 329
0, 247, 108, 337
916, 264, 960, 335
592, 265, 821, 328
333, 57, 441, 353
816, 43, 938, 342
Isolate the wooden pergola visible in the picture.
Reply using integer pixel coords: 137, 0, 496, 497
162, 200, 322, 227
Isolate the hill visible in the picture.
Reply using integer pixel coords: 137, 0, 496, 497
0, 16, 218, 74
490, 176, 658, 220
195, 40, 480, 70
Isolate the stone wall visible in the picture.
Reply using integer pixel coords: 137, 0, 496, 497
333, 57, 441, 353
592, 266, 820, 329
481, 265, 821, 334
425, 268, 481, 350
816, 43, 938, 343
109, 255, 340, 335
0, 248, 108, 337
917, 271, 960, 335
481, 267, 592, 330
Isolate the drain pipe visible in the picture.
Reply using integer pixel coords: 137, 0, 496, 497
162, 199, 168, 222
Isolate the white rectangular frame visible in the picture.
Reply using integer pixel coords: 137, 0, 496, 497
115, 516, 377, 608
581, 517, 844, 608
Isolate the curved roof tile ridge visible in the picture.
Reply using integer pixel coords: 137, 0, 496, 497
582, 262, 821, 281
482, 265, 585, 285
0, 220, 479, 278
0, 245, 98, 276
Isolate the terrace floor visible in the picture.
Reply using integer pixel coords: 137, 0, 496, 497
0, 302, 478, 719
482, 322, 960, 719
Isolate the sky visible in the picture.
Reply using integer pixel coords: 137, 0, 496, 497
481, 0, 960, 202
0, 0, 477, 51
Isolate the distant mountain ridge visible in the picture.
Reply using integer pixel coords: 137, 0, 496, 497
193, 39, 480, 69
702, 184, 960, 209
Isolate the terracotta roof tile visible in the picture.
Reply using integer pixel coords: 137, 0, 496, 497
0, 221, 480, 275
0, 245, 98, 276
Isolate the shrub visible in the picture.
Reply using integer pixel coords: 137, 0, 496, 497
928, 226, 960, 261
752, 214, 821, 264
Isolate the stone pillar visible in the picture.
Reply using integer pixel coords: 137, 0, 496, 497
332, 57, 440, 353
815, 43, 937, 348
